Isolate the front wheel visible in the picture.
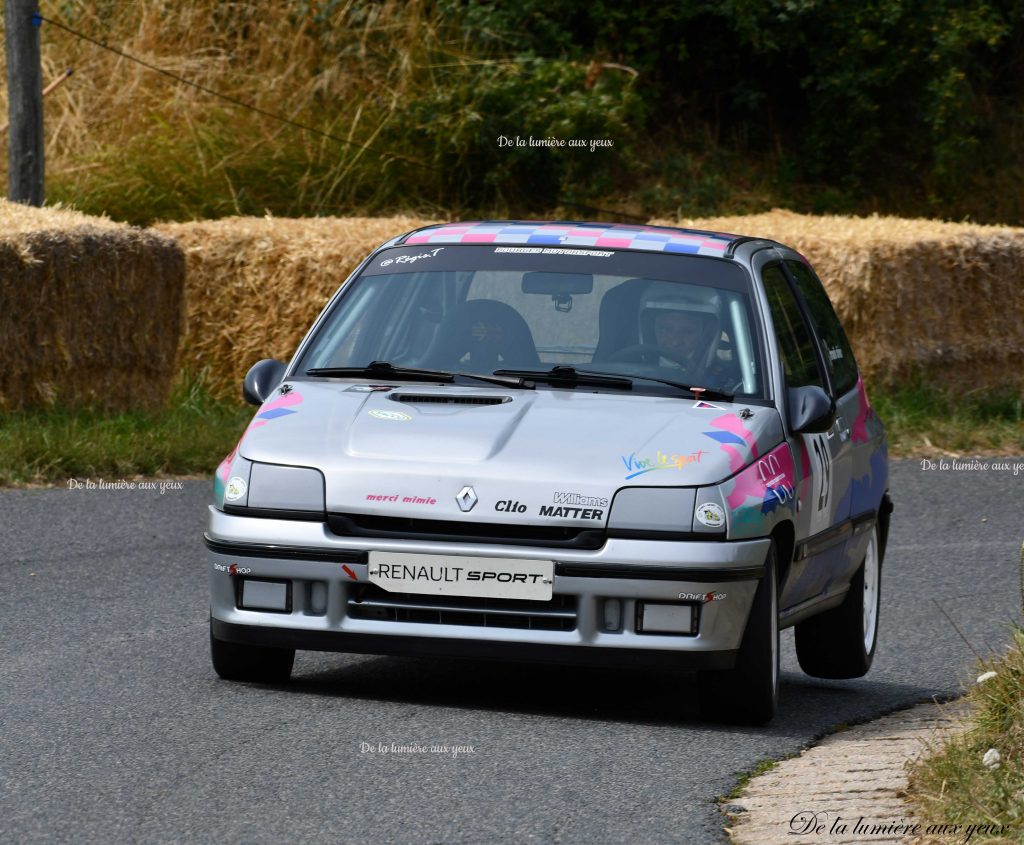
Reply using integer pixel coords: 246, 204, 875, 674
697, 540, 779, 725
210, 619, 295, 683
794, 524, 881, 679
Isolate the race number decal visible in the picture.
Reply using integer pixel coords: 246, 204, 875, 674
805, 433, 834, 534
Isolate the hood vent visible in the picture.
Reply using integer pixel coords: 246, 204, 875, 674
390, 393, 510, 406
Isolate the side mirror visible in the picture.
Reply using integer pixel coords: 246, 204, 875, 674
243, 359, 288, 406
788, 385, 836, 434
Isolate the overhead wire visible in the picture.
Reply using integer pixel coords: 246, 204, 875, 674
34, 12, 433, 171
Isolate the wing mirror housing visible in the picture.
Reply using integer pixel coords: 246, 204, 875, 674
788, 385, 836, 434
243, 359, 288, 406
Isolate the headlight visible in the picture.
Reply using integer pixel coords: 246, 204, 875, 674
216, 458, 325, 515
247, 463, 325, 512
608, 487, 697, 535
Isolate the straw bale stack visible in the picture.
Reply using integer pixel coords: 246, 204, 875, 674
155, 216, 437, 396
652, 210, 1024, 393
0, 200, 185, 410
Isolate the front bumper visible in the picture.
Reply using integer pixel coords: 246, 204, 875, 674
207, 507, 770, 670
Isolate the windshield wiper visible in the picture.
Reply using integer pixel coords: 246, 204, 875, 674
494, 366, 735, 401
306, 361, 532, 389
626, 376, 735, 402
492, 366, 634, 390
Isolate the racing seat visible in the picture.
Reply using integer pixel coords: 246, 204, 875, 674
427, 299, 541, 372
592, 278, 651, 362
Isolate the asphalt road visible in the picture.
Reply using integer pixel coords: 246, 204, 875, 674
1, 460, 1021, 844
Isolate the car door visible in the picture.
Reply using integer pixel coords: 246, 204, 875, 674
785, 258, 883, 571
760, 261, 853, 611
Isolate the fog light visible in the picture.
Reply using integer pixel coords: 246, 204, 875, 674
308, 581, 328, 616
636, 601, 696, 636
239, 579, 290, 613
603, 599, 622, 632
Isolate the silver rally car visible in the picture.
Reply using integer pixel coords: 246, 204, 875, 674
207, 220, 892, 724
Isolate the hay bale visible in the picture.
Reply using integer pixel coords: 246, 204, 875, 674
155, 215, 438, 396
651, 210, 1024, 393
0, 200, 185, 410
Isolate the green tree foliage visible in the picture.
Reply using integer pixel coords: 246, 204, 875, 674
26, 0, 1024, 222
437, 0, 1024, 215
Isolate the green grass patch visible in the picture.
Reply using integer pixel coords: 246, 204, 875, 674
872, 385, 1024, 458
723, 758, 779, 802
0, 372, 252, 486
905, 626, 1024, 843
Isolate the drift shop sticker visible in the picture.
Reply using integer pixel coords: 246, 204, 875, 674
695, 502, 725, 528
678, 591, 726, 603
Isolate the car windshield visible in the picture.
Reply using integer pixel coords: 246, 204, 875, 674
295, 244, 767, 398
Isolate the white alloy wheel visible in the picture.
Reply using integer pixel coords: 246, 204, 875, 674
862, 527, 880, 653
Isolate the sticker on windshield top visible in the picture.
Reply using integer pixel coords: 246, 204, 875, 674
379, 248, 444, 268
493, 247, 614, 257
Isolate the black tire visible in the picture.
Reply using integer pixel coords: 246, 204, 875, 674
698, 540, 779, 725
210, 621, 295, 683
794, 525, 881, 679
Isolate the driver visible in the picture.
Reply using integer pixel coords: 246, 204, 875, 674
641, 296, 740, 390
653, 309, 705, 370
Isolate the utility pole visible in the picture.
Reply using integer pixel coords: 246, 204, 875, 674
5, 0, 44, 205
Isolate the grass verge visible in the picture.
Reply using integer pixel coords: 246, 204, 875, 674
872, 385, 1024, 458
905, 625, 1024, 844
0, 372, 252, 487
0, 379, 1021, 487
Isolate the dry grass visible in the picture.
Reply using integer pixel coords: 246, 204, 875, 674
905, 623, 1024, 844
655, 210, 1024, 395
155, 214, 437, 394
0, 1, 458, 222
0, 199, 185, 410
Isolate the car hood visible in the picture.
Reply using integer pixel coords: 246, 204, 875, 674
238, 381, 784, 523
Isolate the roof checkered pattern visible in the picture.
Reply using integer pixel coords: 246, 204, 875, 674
402, 221, 737, 256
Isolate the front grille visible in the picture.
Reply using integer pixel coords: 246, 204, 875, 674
391, 393, 510, 406
347, 584, 577, 631
327, 513, 604, 550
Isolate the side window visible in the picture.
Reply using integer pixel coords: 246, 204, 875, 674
761, 263, 826, 390
786, 260, 859, 395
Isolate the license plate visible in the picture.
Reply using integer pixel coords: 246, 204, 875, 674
367, 552, 554, 601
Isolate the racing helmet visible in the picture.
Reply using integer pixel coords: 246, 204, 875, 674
638, 288, 721, 370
